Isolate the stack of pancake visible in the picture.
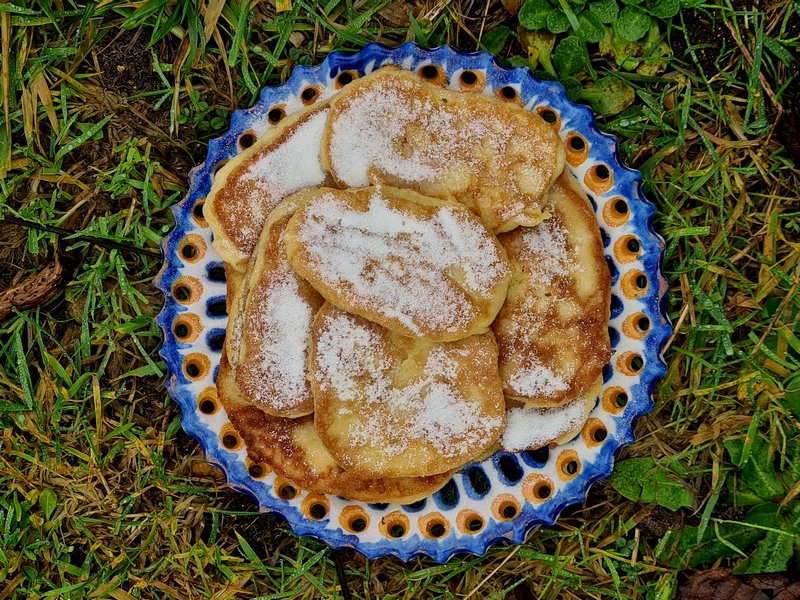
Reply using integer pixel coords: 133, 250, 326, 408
204, 67, 611, 503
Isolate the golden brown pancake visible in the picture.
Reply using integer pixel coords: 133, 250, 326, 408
205, 101, 335, 271
309, 303, 506, 478
223, 264, 246, 366
230, 195, 325, 417
500, 377, 602, 452
216, 356, 453, 503
493, 172, 611, 407
283, 184, 512, 342
320, 68, 565, 233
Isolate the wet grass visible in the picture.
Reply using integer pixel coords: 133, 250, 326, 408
0, 0, 799, 598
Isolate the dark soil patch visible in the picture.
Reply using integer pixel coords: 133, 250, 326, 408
639, 505, 682, 544
671, 9, 736, 77
96, 29, 162, 97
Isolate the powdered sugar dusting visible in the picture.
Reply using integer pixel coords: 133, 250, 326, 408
508, 363, 569, 399
313, 308, 503, 460
220, 108, 329, 260
501, 398, 591, 453
238, 108, 328, 199
518, 218, 577, 286
241, 271, 314, 409
294, 188, 510, 336
325, 72, 563, 231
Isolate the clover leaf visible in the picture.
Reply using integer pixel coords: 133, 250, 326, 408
546, 9, 572, 33
577, 10, 605, 42
579, 76, 635, 115
589, 0, 619, 22
617, 5, 652, 41
553, 35, 585, 76
646, 0, 680, 18
482, 26, 513, 54
519, 0, 554, 30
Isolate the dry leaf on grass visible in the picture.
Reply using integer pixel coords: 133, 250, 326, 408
0, 255, 62, 321
679, 568, 800, 600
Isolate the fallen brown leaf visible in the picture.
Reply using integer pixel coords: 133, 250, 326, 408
0, 255, 62, 321
679, 568, 800, 600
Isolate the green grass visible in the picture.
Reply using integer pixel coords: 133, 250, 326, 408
0, 0, 799, 597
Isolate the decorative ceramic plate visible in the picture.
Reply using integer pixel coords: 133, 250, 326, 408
154, 43, 671, 563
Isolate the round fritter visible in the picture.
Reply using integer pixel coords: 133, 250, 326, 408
216, 356, 453, 504
309, 303, 506, 478
232, 195, 325, 417
500, 377, 602, 453
492, 172, 612, 407
205, 101, 334, 272
320, 67, 565, 234
283, 184, 512, 342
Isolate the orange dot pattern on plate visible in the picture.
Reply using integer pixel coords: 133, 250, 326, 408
556, 450, 582, 482
192, 200, 208, 227
456, 509, 485, 534
183, 353, 211, 381
584, 164, 614, 195
617, 351, 644, 376
178, 234, 207, 263
335, 70, 359, 89
339, 505, 370, 533
220, 423, 244, 452
602, 387, 629, 414
603, 197, 630, 227
621, 269, 649, 300
491, 494, 521, 521
582, 418, 608, 448
172, 276, 202, 305
622, 312, 651, 340
537, 106, 561, 130
300, 86, 321, 106
239, 130, 257, 150
565, 134, 589, 167
417, 64, 447, 87
173, 313, 202, 343
302, 493, 330, 521
458, 69, 485, 93
418, 512, 451, 539
268, 105, 286, 124
614, 235, 641, 264
197, 387, 219, 415
379, 511, 410, 539
274, 478, 298, 500
495, 85, 522, 106
246, 459, 270, 479
522, 474, 555, 503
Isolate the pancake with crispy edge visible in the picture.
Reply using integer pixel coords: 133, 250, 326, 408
309, 303, 506, 479
500, 377, 602, 452
283, 184, 512, 342
493, 171, 612, 407
320, 67, 565, 234
228, 194, 325, 417
216, 355, 454, 504
205, 101, 335, 272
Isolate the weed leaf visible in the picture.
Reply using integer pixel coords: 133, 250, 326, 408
482, 26, 513, 54
589, 0, 618, 22
39, 489, 57, 522
733, 531, 794, 574
742, 437, 784, 500
617, 6, 651, 41
646, 0, 680, 18
546, 8, 571, 33
576, 10, 605, 41
553, 35, 585, 76
519, 0, 555, 30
